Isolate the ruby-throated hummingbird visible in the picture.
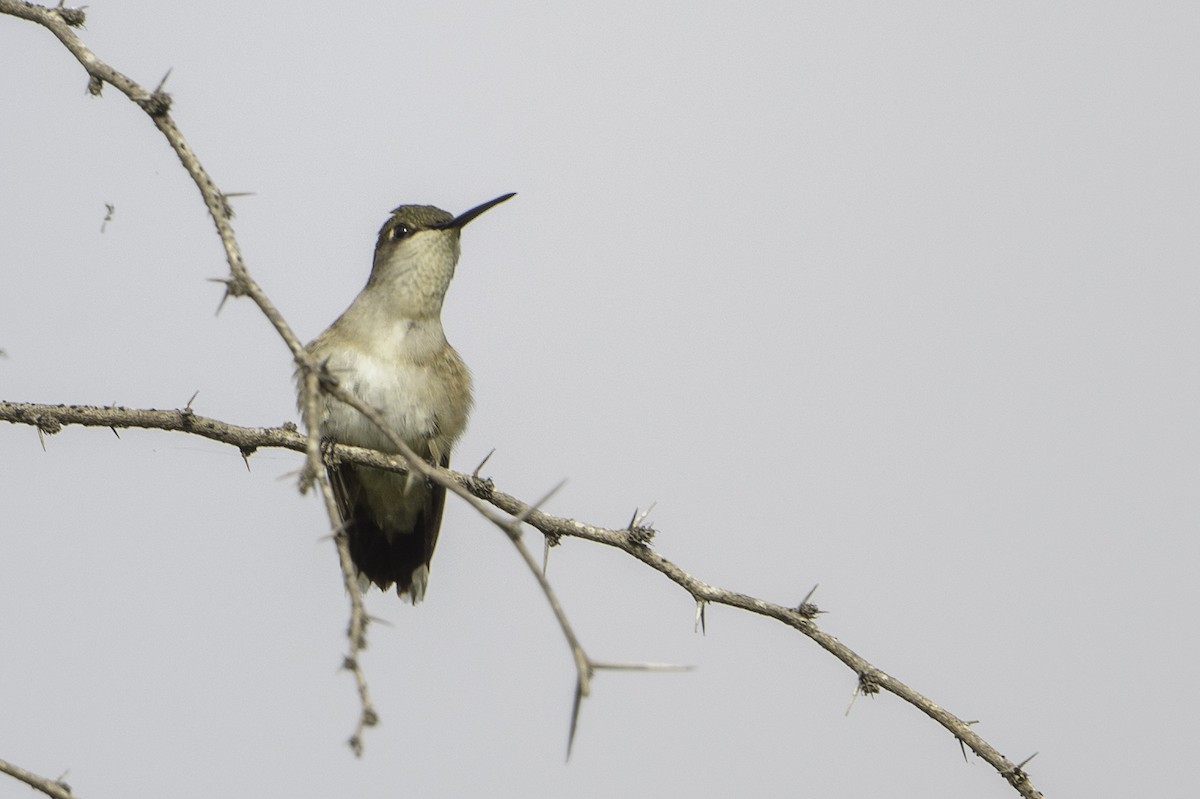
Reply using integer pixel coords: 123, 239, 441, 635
301, 193, 515, 603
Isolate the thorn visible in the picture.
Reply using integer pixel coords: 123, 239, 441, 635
542, 536, 551, 576
211, 281, 232, 315
800, 583, 819, 606
1003, 751, 1037, 786
514, 478, 566, 525
955, 721, 980, 764
220, 191, 255, 217
846, 672, 880, 716
145, 70, 173, 116
627, 502, 658, 530
217, 194, 236, 220
365, 612, 393, 628
208, 276, 246, 315
591, 661, 694, 673
624, 502, 657, 546
180, 395, 197, 430
278, 467, 302, 483
472, 448, 495, 478
240, 448, 252, 472
566, 678, 583, 761
795, 583, 823, 618
694, 599, 707, 635
108, 402, 121, 438
154, 67, 173, 93
33, 415, 62, 447
845, 683, 860, 716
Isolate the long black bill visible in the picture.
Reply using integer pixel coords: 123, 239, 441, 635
441, 192, 517, 229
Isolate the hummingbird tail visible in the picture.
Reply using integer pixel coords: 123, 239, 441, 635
330, 463, 447, 604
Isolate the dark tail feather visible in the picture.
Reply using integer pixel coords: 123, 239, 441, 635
329, 461, 447, 603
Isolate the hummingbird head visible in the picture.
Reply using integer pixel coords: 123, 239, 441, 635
367, 193, 515, 318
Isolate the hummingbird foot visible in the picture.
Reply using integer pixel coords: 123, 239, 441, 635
319, 435, 342, 468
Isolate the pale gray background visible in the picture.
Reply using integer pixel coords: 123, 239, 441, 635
2, 2, 1197, 797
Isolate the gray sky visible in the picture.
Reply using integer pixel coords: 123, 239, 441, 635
2, 2, 1197, 797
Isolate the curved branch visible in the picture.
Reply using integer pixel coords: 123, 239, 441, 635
0, 400, 1045, 799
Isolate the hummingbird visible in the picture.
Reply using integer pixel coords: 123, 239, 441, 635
301, 193, 515, 603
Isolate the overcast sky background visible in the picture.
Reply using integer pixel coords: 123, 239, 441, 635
2, 2, 1197, 797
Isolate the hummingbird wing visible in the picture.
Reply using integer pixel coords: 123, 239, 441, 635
329, 452, 449, 604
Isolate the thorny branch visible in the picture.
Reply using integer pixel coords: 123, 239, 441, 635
0, 0, 350, 754
0, 2, 1044, 798
0, 0, 601, 761
0, 401, 1043, 799
307, 368, 601, 754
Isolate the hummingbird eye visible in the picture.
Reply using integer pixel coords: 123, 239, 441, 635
390, 223, 412, 241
